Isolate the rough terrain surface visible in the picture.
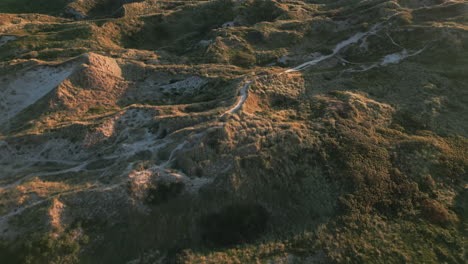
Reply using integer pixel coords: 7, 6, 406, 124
0, 0, 467, 263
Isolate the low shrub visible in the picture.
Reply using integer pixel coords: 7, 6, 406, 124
231, 51, 256, 67
146, 181, 185, 205
421, 199, 453, 225
200, 203, 269, 247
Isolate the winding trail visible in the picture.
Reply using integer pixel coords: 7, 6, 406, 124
0, 14, 428, 234
224, 80, 252, 115
222, 23, 382, 115
222, 16, 425, 115
0, 125, 218, 232
283, 23, 381, 74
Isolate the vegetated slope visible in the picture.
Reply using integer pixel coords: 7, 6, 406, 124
0, 0, 71, 15
0, 0, 145, 19
0, 0, 467, 263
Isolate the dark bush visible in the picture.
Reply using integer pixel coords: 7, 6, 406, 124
231, 51, 256, 67
200, 203, 269, 247
146, 181, 185, 205
0, 241, 20, 264
393, 110, 429, 133
421, 199, 452, 225
87, 106, 107, 114
239, 0, 285, 25
6, 229, 89, 264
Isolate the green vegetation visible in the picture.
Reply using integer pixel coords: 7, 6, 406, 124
231, 51, 256, 67
0, 228, 88, 264
22, 230, 88, 264
200, 203, 269, 247
145, 181, 185, 205
0, 0, 70, 15
87, 106, 108, 114
0, 0, 467, 263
